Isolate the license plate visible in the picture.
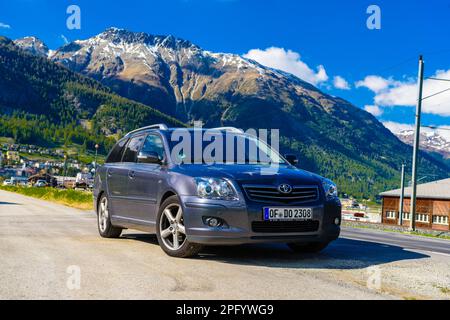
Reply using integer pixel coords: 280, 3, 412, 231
263, 207, 313, 221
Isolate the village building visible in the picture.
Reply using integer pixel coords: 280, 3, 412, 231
380, 178, 450, 231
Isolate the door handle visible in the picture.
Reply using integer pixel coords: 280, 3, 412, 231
128, 171, 136, 179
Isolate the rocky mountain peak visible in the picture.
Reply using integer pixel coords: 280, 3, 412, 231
394, 129, 450, 159
96, 27, 198, 51
13, 36, 49, 57
2, 31, 449, 199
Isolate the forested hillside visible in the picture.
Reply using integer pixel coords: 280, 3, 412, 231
0, 36, 184, 154
2, 32, 449, 200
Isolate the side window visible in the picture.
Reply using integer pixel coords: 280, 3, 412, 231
141, 134, 165, 160
122, 135, 145, 163
106, 138, 128, 163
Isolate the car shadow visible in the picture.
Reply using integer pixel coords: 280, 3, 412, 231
0, 201, 20, 205
121, 233, 429, 270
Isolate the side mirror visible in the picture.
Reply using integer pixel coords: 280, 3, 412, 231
137, 151, 162, 164
285, 154, 299, 166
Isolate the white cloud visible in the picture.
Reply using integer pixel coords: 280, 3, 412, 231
382, 121, 415, 134
358, 70, 450, 117
61, 34, 69, 44
355, 75, 393, 93
383, 121, 450, 141
364, 105, 383, 116
333, 76, 350, 90
374, 81, 416, 106
0, 22, 11, 29
243, 47, 328, 85
436, 126, 450, 141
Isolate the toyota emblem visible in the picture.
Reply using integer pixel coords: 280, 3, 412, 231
278, 184, 292, 194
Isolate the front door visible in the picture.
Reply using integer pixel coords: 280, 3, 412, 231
127, 133, 166, 227
117, 134, 146, 222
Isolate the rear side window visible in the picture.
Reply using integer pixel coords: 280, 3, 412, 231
122, 135, 145, 163
106, 138, 128, 163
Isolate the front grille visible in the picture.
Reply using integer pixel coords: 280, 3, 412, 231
243, 185, 319, 204
252, 220, 320, 233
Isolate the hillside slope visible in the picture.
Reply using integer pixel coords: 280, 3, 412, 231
0, 36, 184, 153
8, 30, 450, 198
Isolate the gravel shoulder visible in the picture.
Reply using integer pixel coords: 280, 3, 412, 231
0, 190, 449, 300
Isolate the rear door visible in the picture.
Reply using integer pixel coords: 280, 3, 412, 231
105, 138, 129, 217
127, 133, 167, 226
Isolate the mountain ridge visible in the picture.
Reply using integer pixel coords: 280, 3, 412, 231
7, 30, 450, 199
0, 36, 185, 153
394, 129, 450, 159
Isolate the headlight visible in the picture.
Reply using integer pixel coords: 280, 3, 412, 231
195, 177, 239, 201
322, 179, 338, 199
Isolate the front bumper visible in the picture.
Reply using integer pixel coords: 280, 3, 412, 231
180, 196, 341, 245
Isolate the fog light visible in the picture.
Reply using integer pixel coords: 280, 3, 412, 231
334, 218, 340, 225
204, 217, 223, 228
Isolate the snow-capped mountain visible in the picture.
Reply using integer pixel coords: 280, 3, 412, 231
5, 29, 450, 198
45, 27, 318, 121
395, 129, 450, 159
13, 36, 49, 58
13, 28, 429, 167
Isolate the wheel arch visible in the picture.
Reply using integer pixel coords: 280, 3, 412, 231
96, 190, 105, 213
159, 190, 177, 207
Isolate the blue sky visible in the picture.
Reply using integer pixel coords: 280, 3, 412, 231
1, 0, 449, 132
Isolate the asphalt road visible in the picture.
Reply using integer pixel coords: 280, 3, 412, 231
0, 190, 449, 300
341, 227, 450, 255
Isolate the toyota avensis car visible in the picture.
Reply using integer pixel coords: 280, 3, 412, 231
94, 124, 341, 258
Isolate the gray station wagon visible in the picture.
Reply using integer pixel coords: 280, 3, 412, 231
94, 124, 341, 258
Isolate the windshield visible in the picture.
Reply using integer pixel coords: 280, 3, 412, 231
168, 130, 286, 165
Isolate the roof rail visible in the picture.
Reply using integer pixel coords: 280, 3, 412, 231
211, 127, 244, 134
126, 124, 169, 136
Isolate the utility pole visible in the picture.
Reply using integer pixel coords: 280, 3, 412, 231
62, 154, 68, 189
398, 164, 405, 226
409, 55, 425, 232
94, 144, 99, 173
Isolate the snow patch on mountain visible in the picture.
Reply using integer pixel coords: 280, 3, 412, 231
13, 36, 49, 57
384, 122, 450, 158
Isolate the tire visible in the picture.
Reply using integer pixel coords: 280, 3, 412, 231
287, 241, 329, 253
156, 195, 203, 258
97, 194, 122, 238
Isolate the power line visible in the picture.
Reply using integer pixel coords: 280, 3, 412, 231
375, 56, 417, 74
422, 125, 450, 131
423, 48, 450, 57
421, 87, 450, 100
426, 77, 450, 82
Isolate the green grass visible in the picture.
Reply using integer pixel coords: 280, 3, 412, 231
19, 152, 60, 162
437, 286, 450, 294
408, 231, 450, 241
77, 153, 105, 165
343, 221, 450, 240
0, 185, 93, 210
1, 136, 106, 165
0, 137, 14, 144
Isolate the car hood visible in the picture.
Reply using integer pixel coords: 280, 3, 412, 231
172, 164, 324, 186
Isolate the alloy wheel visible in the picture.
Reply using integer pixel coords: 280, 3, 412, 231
98, 197, 109, 233
159, 203, 186, 250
